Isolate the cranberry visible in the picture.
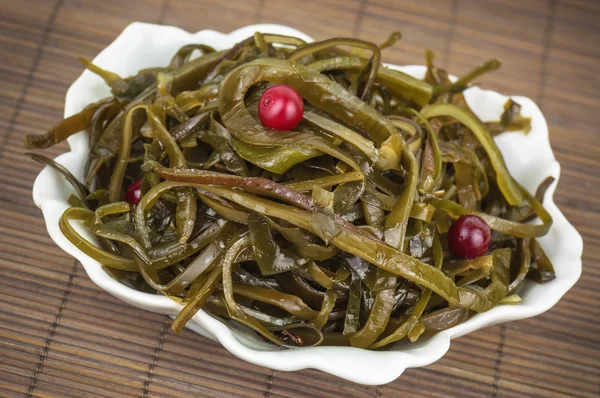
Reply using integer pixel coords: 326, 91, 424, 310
125, 178, 142, 205
258, 84, 304, 130
448, 215, 491, 259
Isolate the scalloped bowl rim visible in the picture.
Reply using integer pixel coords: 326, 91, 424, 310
31, 23, 583, 385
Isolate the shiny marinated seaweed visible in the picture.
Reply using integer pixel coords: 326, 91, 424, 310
26, 31, 554, 349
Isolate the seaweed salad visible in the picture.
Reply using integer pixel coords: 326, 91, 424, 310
26, 31, 556, 349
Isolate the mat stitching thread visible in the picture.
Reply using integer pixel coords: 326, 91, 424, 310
490, 324, 507, 398
537, 0, 557, 107
442, 0, 459, 70
26, 259, 77, 397
353, 0, 367, 37
263, 369, 277, 398
141, 316, 170, 398
262, 344, 282, 398
158, 0, 169, 24
254, 0, 265, 23
0, 0, 63, 159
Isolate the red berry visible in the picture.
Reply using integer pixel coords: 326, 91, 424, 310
126, 178, 142, 205
448, 215, 491, 259
258, 85, 304, 130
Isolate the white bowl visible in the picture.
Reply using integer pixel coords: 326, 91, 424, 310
32, 23, 583, 385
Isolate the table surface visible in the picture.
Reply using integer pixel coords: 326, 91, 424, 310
0, 0, 598, 397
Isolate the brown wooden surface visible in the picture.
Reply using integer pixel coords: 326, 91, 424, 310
0, 0, 598, 397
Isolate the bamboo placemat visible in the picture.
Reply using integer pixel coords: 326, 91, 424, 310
0, 0, 598, 397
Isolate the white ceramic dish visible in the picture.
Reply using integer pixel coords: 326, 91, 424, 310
32, 23, 583, 385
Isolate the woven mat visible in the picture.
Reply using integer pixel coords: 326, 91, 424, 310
0, 0, 598, 397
